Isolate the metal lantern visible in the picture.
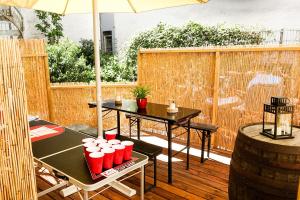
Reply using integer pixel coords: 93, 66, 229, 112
261, 97, 294, 139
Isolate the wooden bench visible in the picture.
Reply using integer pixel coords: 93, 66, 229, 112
116, 135, 162, 192
126, 113, 217, 163
183, 122, 218, 163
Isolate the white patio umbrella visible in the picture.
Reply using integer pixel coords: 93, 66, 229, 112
0, 0, 208, 137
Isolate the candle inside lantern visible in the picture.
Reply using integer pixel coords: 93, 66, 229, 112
283, 114, 291, 135
116, 95, 121, 101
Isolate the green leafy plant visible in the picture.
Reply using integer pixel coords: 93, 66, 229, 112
124, 22, 265, 81
132, 86, 150, 99
47, 39, 95, 83
35, 10, 64, 44
79, 39, 95, 67
78, 39, 128, 82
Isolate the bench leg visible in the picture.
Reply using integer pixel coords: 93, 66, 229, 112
167, 122, 173, 184
129, 118, 132, 138
207, 131, 211, 158
201, 131, 206, 163
117, 110, 121, 137
137, 118, 141, 140
186, 119, 190, 170
144, 157, 157, 193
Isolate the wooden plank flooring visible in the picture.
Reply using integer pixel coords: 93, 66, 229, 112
37, 149, 230, 200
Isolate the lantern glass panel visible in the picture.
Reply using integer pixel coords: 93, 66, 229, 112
277, 113, 292, 135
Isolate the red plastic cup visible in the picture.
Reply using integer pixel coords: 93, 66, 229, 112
108, 139, 120, 145
112, 144, 125, 165
82, 138, 95, 144
98, 142, 112, 149
121, 141, 134, 161
101, 147, 115, 169
89, 152, 104, 174
83, 142, 97, 156
105, 130, 117, 140
85, 146, 100, 163
94, 138, 107, 145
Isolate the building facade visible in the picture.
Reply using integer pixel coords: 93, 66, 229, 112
2, 0, 300, 53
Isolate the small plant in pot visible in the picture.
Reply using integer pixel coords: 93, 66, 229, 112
132, 86, 150, 109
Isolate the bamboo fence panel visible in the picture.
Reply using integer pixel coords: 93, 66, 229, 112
215, 50, 300, 150
138, 51, 215, 144
50, 83, 135, 128
139, 46, 300, 151
19, 39, 50, 120
0, 40, 37, 199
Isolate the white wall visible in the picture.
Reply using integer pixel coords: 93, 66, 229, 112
21, 8, 43, 39
21, 8, 93, 42
61, 14, 93, 42
113, 0, 300, 52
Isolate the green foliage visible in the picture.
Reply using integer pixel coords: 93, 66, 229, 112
132, 86, 150, 99
125, 22, 264, 80
78, 39, 128, 82
47, 39, 95, 83
100, 52, 127, 82
79, 39, 95, 67
47, 39, 128, 83
45, 21, 265, 83
35, 10, 64, 44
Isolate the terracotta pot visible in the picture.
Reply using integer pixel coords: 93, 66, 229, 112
136, 98, 147, 109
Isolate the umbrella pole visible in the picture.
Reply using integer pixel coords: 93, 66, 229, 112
92, 0, 103, 138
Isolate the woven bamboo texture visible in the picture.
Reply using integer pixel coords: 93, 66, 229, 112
0, 40, 37, 199
19, 39, 50, 120
138, 46, 300, 151
50, 83, 135, 128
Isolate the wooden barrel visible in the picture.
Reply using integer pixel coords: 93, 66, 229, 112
229, 123, 300, 200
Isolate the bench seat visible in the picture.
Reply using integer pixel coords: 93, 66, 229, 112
117, 135, 162, 191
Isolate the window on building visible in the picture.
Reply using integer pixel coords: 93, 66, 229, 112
103, 31, 113, 53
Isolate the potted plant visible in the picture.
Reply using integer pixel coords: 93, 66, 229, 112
132, 86, 150, 109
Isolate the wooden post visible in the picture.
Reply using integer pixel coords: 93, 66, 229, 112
44, 54, 53, 121
211, 51, 220, 147
137, 50, 141, 84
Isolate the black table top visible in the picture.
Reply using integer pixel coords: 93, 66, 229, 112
89, 100, 201, 123
41, 146, 147, 186
30, 120, 148, 187
30, 120, 87, 159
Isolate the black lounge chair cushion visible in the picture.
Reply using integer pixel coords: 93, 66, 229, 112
117, 135, 162, 158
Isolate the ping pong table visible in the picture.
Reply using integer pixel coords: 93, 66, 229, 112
30, 120, 148, 200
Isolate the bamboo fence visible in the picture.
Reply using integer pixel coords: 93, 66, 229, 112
0, 40, 37, 199
138, 46, 300, 151
19, 39, 51, 121
20, 41, 300, 151
50, 83, 135, 128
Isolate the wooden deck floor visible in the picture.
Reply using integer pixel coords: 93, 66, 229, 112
37, 148, 230, 200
